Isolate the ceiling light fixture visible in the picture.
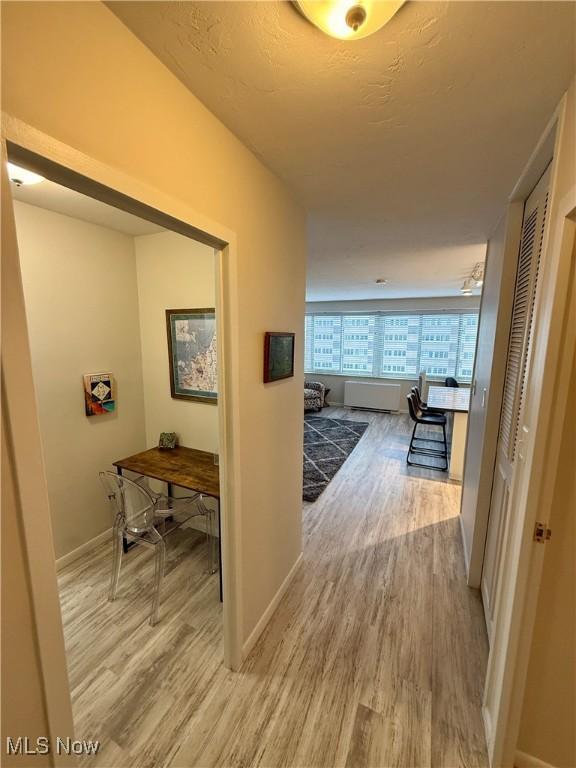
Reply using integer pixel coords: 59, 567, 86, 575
375, 278, 388, 284
293, 1, 405, 41
471, 261, 485, 288
460, 278, 475, 296
7, 162, 45, 186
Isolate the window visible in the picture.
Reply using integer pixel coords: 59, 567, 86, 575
304, 315, 341, 373
305, 311, 478, 382
341, 314, 375, 374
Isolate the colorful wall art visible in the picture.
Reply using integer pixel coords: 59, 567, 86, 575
84, 372, 115, 416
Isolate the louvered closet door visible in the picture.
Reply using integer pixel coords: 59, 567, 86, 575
481, 164, 551, 644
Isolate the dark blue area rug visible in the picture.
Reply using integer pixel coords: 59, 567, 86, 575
303, 415, 368, 502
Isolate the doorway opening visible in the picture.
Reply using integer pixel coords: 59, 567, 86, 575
5, 146, 236, 762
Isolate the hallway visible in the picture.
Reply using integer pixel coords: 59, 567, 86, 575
61, 410, 488, 768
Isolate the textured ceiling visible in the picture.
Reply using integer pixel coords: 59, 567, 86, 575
109, 1, 575, 299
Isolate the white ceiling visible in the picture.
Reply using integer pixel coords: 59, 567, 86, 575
11, 177, 165, 237
110, 1, 575, 299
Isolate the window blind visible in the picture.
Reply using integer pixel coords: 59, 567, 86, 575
305, 311, 479, 382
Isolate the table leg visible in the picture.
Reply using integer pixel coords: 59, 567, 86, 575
201, 497, 222, 602
116, 466, 128, 554
165, 483, 174, 524
449, 412, 468, 482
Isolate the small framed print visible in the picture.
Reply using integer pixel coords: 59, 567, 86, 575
158, 432, 178, 450
263, 332, 295, 383
166, 308, 217, 404
84, 372, 115, 416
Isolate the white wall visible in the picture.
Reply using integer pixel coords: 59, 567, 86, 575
135, 230, 218, 453
306, 297, 481, 314
306, 297, 479, 408
460, 212, 520, 583
14, 201, 147, 559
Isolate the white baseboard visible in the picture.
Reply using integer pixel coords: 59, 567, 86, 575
515, 750, 557, 768
241, 552, 303, 661
55, 515, 218, 573
56, 527, 112, 571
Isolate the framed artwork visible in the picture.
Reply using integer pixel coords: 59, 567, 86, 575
158, 432, 178, 450
263, 332, 295, 383
166, 308, 217, 404
84, 372, 115, 416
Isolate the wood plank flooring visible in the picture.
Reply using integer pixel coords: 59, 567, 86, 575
58, 409, 488, 768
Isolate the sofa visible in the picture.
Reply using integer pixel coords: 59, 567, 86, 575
304, 380, 326, 411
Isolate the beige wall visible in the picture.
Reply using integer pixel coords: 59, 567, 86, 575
14, 200, 147, 559
2, 0, 306, 649
306, 297, 478, 408
517, 279, 576, 768
1, 160, 75, 765
1, 412, 51, 768
135, 230, 218, 453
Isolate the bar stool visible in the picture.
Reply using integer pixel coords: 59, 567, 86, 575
406, 392, 448, 471
411, 385, 428, 409
411, 386, 445, 415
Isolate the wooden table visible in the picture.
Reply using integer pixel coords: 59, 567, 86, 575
113, 446, 221, 598
427, 386, 470, 482
113, 446, 219, 498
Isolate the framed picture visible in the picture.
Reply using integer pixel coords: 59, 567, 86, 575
166, 308, 217, 404
84, 372, 115, 416
263, 332, 295, 383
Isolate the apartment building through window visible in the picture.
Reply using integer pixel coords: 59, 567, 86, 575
304, 311, 479, 381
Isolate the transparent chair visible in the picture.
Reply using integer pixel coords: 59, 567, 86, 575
100, 471, 218, 625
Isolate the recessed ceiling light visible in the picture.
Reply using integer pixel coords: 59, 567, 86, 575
293, 1, 405, 41
7, 162, 45, 186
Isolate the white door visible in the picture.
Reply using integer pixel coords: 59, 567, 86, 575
481, 165, 551, 643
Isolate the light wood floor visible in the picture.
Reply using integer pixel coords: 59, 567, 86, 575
58, 409, 488, 768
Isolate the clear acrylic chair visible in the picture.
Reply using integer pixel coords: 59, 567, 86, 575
100, 471, 218, 626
